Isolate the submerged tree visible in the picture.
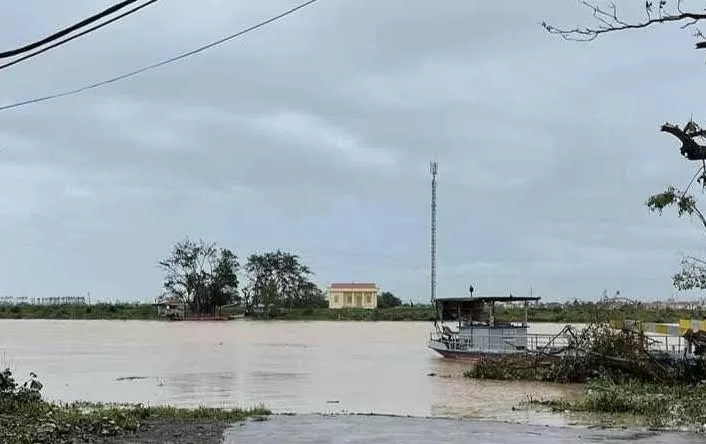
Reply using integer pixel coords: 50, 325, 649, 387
377, 291, 402, 309
159, 238, 240, 314
244, 250, 325, 310
545, 1, 706, 291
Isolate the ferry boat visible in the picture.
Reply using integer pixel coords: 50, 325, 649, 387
427, 294, 567, 361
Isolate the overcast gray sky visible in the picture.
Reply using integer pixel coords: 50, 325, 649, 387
1, 0, 705, 303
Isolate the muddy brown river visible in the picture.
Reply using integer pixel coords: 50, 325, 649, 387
1, 319, 702, 442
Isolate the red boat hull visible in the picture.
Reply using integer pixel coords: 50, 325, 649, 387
430, 348, 505, 362
179, 316, 230, 321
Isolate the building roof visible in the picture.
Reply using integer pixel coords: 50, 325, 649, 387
329, 283, 377, 289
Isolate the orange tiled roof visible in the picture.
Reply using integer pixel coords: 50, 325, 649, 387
329, 283, 377, 289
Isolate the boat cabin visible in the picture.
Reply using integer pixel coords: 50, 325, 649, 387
433, 295, 541, 354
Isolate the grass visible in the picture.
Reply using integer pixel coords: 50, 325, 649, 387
3, 403, 271, 443
522, 378, 706, 431
1, 369, 270, 443
133, 404, 270, 421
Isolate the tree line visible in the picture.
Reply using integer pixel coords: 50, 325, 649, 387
158, 238, 402, 315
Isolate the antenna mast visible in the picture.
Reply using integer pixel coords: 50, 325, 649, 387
430, 161, 438, 303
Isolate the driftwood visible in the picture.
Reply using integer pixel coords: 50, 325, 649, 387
468, 321, 706, 384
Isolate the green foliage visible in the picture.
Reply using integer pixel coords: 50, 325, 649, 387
673, 257, 706, 291
159, 238, 240, 315
250, 306, 435, 321
496, 303, 704, 324
0, 368, 43, 414
526, 378, 706, 430
244, 250, 326, 311
645, 186, 706, 291
0, 303, 157, 320
646, 186, 700, 218
2, 302, 704, 323
377, 291, 402, 308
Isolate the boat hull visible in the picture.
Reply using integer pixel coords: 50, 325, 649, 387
427, 343, 523, 362
429, 347, 493, 362
427, 339, 557, 362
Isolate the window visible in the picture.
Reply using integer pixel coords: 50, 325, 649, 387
334, 295, 339, 304
365, 294, 372, 304
346, 294, 353, 304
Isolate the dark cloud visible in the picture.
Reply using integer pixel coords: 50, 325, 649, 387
0, 0, 703, 301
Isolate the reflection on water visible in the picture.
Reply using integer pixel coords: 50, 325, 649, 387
1, 319, 580, 424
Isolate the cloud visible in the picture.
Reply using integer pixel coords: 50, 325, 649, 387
0, 0, 703, 301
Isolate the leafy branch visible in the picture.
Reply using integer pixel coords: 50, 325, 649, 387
646, 186, 706, 229
647, 185, 706, 289
673, 256, 706, 290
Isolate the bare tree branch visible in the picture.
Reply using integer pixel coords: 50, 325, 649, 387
542, 0, 706, 45
660, 121, 706, 161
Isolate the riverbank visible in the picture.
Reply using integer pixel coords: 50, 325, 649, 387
1, 303, 703, 323
4, 405, 269, 444
1, 368, 269, 444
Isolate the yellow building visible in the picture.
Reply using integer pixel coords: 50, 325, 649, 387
328, 283, 378, 309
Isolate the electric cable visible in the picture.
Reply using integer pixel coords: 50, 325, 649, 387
0, 0, 320, 112
0, 0, 160, 72
0, 0, 145, 59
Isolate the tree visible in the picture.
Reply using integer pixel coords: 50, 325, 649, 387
159, 238, 240, 315
545, 1, 706, 291
378, 291, 402, 309
244, 250, 325, 310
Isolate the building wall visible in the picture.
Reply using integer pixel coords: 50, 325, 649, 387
328, 285, 378, 309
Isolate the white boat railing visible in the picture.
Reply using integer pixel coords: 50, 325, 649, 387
429, 330, 690, 355
429, 331, 569, 353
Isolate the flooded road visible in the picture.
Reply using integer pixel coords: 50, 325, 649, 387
1, 319, 580, 424
225, 415, 703, 444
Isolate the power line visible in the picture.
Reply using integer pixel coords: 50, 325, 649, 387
0, 0, 160, 72
0, 0, 144, 59
0, 0, 320, 112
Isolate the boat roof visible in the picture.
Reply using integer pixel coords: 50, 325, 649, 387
435, 296, 541, 303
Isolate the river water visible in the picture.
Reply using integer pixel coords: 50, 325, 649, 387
1, 319, 702, 442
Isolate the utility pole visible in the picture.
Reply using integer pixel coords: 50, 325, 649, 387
430, 161, 438, 304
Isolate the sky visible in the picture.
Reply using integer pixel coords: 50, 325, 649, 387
1, 0, 706, 303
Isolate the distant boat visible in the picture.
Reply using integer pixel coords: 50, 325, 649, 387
171, 313, 246, 322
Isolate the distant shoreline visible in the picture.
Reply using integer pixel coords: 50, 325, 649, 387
0, 303, 701, 324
